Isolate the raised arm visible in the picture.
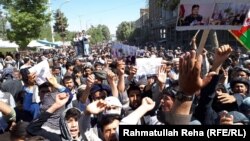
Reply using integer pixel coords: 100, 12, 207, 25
117, 60, 126, 93
120, 97, 155, 125
27, 93, 69, 141
80, 74, 95, 104
107, 70, 119, 97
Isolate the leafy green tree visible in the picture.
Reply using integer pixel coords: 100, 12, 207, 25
87, 25, 104, 45
0, 11, 8, 40
51, 31, 76, 42
65, 31, 77, 42
2, 0, 50, 49
98, 24, 110, 41
87, 24, 111, 45
39, 23, 53, 41
53, 9, 68, 42
116, 21, 134, 42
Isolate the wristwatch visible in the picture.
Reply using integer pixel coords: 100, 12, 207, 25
176, 91, 194, 102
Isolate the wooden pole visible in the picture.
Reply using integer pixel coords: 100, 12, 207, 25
189, 30, 200, 46
196, 29, 210, 56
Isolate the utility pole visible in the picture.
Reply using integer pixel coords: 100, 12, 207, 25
48, 0, 55, 43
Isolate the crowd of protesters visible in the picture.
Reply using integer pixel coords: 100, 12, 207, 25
0, 33, 250, 141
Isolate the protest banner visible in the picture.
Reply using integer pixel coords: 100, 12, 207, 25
176, 0, 250, 31
112, 43, 138, 59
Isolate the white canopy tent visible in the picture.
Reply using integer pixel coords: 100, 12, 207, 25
0, 39, 19, 54
39, 46, 55, 50
27, 40, 46, 48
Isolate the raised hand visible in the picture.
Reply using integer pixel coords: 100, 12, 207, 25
157, 65, 167, 85
54, 93, 69, 109
107, 70, 116, 84
117, 60, 126, 76
141, 97, 155, 112
86, 99, 107, 115
179, 51, 215, 95
212, 44, 233, 71
128, 66, 137, 81
87, 74, 95, 88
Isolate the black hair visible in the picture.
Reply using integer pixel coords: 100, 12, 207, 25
20, 68, 30, 85
63, 75, 73, 83
52, 66, 61, 71
65, 61, 74, 70
192, 4, 200, 10
65, 108, 81, 121
15, 53, 20, 58
73, 66, 82, 74
162, 86, 177, 98
127, 84, 141, 96
99, 115, 121, 132
14, 90, 26, 105
94, 62, 103, 68
23, 57, 30, 64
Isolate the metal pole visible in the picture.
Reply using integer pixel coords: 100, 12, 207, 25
48, 0, 55, 43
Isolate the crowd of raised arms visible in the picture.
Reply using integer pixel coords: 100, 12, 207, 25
0, 32, 250, 141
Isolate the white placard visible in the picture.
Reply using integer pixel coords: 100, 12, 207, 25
29, 60, 51, 85
136, 58, 162, 76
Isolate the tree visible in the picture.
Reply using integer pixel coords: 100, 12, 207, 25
87, 24, 111, 45
53, 9, 68, 42
116, 21, 134, 42
87, 25, 104, 45
3, 0, 50, 49
98, 25, 111, 41
0, 11, 8, 40
39, 23, 52, 41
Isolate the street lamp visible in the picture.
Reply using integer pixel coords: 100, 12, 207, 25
59, 0, 71, 9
